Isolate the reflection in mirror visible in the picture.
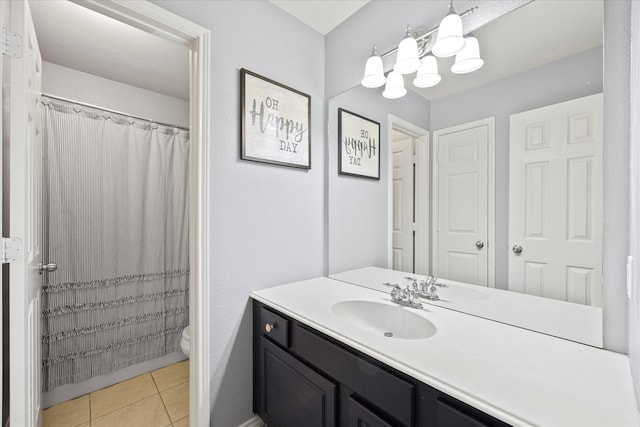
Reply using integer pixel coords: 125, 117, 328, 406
327, 0, 604, 346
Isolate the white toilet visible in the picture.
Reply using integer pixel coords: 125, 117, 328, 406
180, 325, 191, 357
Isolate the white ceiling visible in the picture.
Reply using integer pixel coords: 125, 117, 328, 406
270, 0, 369, 34
28, 0, 602, 103
29, 0, 189, 100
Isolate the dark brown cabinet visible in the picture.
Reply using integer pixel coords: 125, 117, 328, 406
253, 300, 510, 427
257, 337, 336, 427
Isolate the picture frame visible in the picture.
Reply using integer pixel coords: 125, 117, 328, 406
240, 68, 311, 169
338, 108, 381, 180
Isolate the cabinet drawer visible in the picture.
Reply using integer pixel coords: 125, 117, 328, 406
293, 324, 414, 426
436, 397, 492, 427
349, 396, 393, 427
259, 305, 289, 347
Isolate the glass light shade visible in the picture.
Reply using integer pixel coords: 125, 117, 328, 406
451, 36, 484, 74
361, 53, 386, 88
432, 13, 465, 58
393, 35, 421, 74
413, 56, 441, 88
382, 71, 407, 99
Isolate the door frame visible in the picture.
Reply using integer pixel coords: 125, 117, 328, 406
388, 115, 430, 276
432, 117, 496, 287
5, 1, 211, 425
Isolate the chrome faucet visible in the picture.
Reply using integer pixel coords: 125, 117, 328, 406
406, 276, 443, 301
383, 282, 423, 309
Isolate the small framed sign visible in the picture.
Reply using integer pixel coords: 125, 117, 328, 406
338, 108, 380, 180
240, 68, 311, 169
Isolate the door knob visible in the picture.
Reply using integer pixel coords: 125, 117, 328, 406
39, 262, 57, 273
512, 245, 523, 255
475, 240, 485, 249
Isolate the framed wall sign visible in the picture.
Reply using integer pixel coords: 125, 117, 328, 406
240, 68, 311, 169
338, 108, 380, 180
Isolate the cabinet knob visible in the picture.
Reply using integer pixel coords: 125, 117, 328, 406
265, 323, 275, 333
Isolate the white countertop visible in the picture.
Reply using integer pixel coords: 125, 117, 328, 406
252, 277, 639, 427
331, 266, 603, 347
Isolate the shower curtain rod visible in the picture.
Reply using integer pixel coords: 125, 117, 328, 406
40, 93, 190, 132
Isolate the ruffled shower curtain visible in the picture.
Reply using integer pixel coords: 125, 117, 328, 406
40, 97, 189, 391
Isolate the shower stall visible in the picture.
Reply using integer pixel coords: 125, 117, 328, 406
39, 96, 190, 394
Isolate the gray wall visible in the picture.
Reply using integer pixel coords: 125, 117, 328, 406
328, 87, 430, 274
151, 2, 325, 426
431, 47, 603, 290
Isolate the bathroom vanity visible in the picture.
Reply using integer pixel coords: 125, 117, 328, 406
251, 277, 639, 427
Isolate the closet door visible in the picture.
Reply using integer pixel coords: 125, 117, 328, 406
508, 94, 603, 306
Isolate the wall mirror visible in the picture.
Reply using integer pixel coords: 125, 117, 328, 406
327, 0, 605, 346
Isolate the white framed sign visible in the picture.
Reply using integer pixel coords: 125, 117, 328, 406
338, 108, 380, 180
241, 69, 311, 169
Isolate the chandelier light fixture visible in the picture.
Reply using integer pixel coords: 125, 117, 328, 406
361, 45, 386, 88
413, 55, 441, 88
383, 70, 407, 99
393, 26, 421, 75
451, 34, 484, 74
360, 0, 482, 99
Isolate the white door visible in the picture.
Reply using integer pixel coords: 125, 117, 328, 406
509, 93, 603, 306
5, 0, 44, 425
434, 119, 493, 286
392, 136, 414, 272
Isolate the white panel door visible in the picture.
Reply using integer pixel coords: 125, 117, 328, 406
509, 93, 603, 306
392, 137, 414, 272
435, 123, 489, 286
6, 0, 44, 425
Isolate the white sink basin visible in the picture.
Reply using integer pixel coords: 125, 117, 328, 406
331, 300, 436, 340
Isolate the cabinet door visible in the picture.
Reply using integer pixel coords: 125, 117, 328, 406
258, 337, 336, 427
348, 396, 393, 427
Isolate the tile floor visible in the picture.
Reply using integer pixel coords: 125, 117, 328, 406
42, 360, 189, 427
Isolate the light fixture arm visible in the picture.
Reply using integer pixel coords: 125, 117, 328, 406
377, 5, 478, 61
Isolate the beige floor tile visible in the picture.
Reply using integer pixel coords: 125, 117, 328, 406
151, 360, 189, 391
160, 382, 189, 422
172, 416, 189, 427
42, 394, 90, 427
90, 373, 158, 419
92, 394, 171, 427
77, 423, 90, 427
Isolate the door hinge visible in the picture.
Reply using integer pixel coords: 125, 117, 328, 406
2, 28, 23, 58
1, 237, 23, 264
412, 154, 417, 164
412, 222, 417, 231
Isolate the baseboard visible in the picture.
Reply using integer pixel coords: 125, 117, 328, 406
237, 415, 265, 427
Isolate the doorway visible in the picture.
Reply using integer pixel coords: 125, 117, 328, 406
388, 116, 430, 276
508, 94, 603, 306
432, 117, 495, 287
1, 1, 210, 425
